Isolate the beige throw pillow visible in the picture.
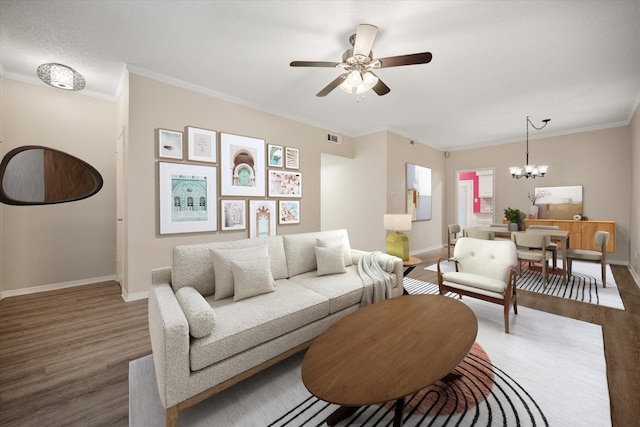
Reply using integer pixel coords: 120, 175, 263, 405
175, 286, 217, 338
315, 245, 347, 276
231, 256, 276, 301
316, 236, 352, 266
210, 244, 269, 300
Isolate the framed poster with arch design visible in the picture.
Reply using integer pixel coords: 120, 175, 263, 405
158, 162, 217, 234
220, 133, 266, 196
249, 200, 277, 237
220, 199, 247, 231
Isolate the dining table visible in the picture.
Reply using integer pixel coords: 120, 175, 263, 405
468, 226, 570, 284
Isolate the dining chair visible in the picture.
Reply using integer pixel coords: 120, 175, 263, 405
527, 225, 559, 269
447, 224, 461, 258
463, 229, 495, 240
566, 231, 610, 287
511, 232, 552, 287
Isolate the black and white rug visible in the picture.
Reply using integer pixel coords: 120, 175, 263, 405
129, 300, 609, 426
423, 260, 624, 310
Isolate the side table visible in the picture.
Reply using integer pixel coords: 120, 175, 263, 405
402, 256, 421, 295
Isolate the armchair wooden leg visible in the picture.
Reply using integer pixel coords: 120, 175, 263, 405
166, 406, 179, 427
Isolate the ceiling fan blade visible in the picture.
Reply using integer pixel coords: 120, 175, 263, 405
353, 24, 378, 57
376, 52, 433, 68
370, 74, 390, 96
316, 74, 347, 97
290, 61, 341, 67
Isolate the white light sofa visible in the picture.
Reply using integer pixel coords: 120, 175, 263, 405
148, 229, 403, 426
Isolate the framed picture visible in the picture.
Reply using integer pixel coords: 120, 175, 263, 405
268, 169, 302, 198
221, 199, 247, 231
220, 132, 266, 196
267, 144, 283, 167
249, 200, 277, 237
187, 126, 217, 163
279, 200, 300, 224
158, 129, 183, 159
159, 162, 217, 234
285, 147, 299, 169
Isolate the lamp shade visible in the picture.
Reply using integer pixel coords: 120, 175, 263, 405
384, 214, 412, 231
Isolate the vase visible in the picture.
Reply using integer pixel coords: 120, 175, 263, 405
529, 205, 539, 219
507, 223, 518, 231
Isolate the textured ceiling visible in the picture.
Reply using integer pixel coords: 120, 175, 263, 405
1, 0, 639, 151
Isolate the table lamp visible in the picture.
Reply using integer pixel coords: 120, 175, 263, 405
384, 214, 412, 261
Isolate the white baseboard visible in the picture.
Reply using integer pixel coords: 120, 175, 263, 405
411, 244, 446, 256
122, 289, 149, 302
0, 275, 118, 300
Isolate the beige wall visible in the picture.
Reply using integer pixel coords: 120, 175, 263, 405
386, 133, 446, 254
0, 78, 117, 296
2, 73, 637, 298
124, 74, 354, 297
630, 103, 640, 276
445, 125, 632, 263
321, 132, 387, 251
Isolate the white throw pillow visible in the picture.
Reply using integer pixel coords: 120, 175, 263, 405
231, 256, 276, 301
175, 286, 217, 338
316, 237, 352, 266
210, 244, 269, 300
315, 245, 347, 276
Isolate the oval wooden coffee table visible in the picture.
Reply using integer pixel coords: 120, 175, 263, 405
301, 295, 478, 426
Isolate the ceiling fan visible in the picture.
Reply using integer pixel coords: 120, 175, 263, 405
290, 24, 432, 97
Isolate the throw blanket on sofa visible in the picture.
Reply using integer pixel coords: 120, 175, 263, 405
358, 252, 395, 306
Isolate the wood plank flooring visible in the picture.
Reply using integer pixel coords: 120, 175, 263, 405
0, 247, 638, 426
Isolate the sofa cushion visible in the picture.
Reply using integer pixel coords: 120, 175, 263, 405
190, 280, 329, 371
283, 229, 353, 277
175, 286, 217, 338
172, 235, 288, 296
289, 265, 364, 313
211, 244, 269, 300
442, 271, 507, 294
231, 256, 276, 301
315, 245, 347, 276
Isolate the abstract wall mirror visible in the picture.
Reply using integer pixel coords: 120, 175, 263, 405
0, 146, 103, 205
406, 162, 432, 221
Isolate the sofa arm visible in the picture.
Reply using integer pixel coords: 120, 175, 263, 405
148, 282, 191, 408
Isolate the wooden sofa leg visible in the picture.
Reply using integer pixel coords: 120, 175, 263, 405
166, 406, 179, 427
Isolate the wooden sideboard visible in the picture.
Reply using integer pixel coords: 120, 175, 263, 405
525, 219, 616, 253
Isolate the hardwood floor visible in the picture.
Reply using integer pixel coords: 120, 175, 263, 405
0, 247, 638, 426
0, 282, 150, 426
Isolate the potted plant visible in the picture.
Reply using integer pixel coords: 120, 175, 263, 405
504, 207, 525, 231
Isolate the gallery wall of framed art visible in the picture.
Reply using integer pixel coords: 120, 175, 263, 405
156, 125, 303, 236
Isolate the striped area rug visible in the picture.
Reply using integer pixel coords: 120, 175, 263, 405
411, 262, 624, 310
268, 343, 548, 426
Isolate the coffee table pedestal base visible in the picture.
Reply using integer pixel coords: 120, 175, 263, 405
326, 397, 405, 427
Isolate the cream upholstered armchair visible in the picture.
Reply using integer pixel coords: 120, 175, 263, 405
437, 237, 518, 333
566, 231, 610, 287
447, 224, 461, 258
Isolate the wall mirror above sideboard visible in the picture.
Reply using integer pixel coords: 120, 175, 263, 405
0, 145, 103, 205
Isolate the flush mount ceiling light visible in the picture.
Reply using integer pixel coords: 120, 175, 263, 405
509, 116, 551, 179
37, 63, 86, 91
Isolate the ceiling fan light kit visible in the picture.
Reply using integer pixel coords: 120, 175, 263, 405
509, 116, 551, 179
290, 24, 432, 98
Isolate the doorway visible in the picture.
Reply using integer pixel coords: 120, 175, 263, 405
456, 169, 496, 231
